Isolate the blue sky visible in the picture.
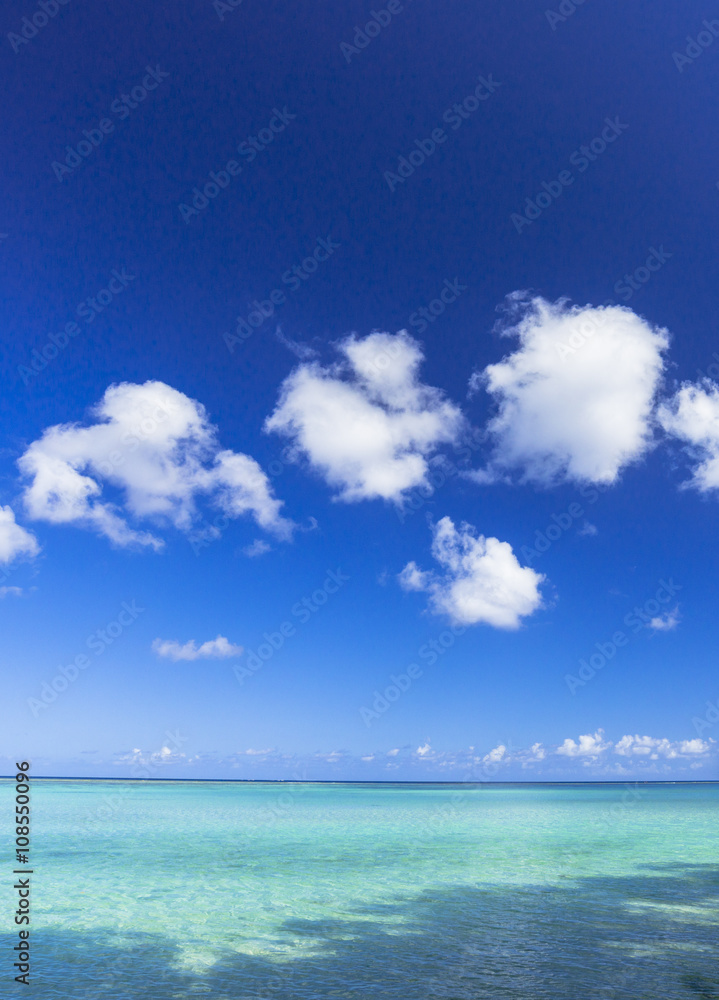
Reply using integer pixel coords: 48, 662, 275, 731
2, 0, 719, 780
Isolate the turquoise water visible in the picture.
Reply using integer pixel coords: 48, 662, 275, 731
2, 780, 718, 998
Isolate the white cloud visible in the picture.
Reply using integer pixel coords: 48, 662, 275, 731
678, 738, 711, 756
152, 635, 243, 662
114, 746, 186, 767
0, 505, 40, 565
275, 327, 318, 360
243, 539, 271, 558
0, 585, 24, 598
658, 381, 719, 492
386, 748, 400, 757
265, 331, 464, 503
399, 516, 544, 629
416, 742, 432, 756
555, 730, 609, 759
578, 522, 598, 537
648, 606, 680, 632
614, 734, 711, 759
483, 744, 506, 764
471, 295, 669, 485
614, 734, 663, 757
19, 381, 292, 549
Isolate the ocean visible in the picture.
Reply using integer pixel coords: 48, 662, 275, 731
2, 780, 718, 998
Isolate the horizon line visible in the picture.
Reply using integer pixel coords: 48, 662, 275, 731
2, 776, 718, 785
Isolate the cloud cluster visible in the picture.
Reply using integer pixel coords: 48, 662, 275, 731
99, 733, 715, 779
10, 303, 719, 641
472, 295, 669, 485
403, 732, 713, 771
613, 734, 710, 758
265, 331, 464, 503
19, 381, 292, 549
152, 635, 243, 661
555, 729, 611, 759
399, 516, 544, 628
0, 505, 39, 565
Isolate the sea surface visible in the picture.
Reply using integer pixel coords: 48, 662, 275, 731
1, 780, 718, 999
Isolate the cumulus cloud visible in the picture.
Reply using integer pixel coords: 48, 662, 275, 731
658, 381, 719, 492
648, 606, 680, 632
614, 734, 711, 759
399, 516, 544, 629
19, 381, 292, 549
471, 295, 669, 486
555, 730, 610, 759
614, 734, 664, 757
483, 744, 507, 764
0, 505, 40, 565
677, 738, 711, 756
416, 742, 432, 756
265, 331, 464, 503
0, 586, 24, 598
152, 635, 243, 661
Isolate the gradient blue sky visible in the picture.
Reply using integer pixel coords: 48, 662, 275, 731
2, 0, 719, 780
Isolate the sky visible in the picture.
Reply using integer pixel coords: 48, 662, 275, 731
2, 0, 719, 781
